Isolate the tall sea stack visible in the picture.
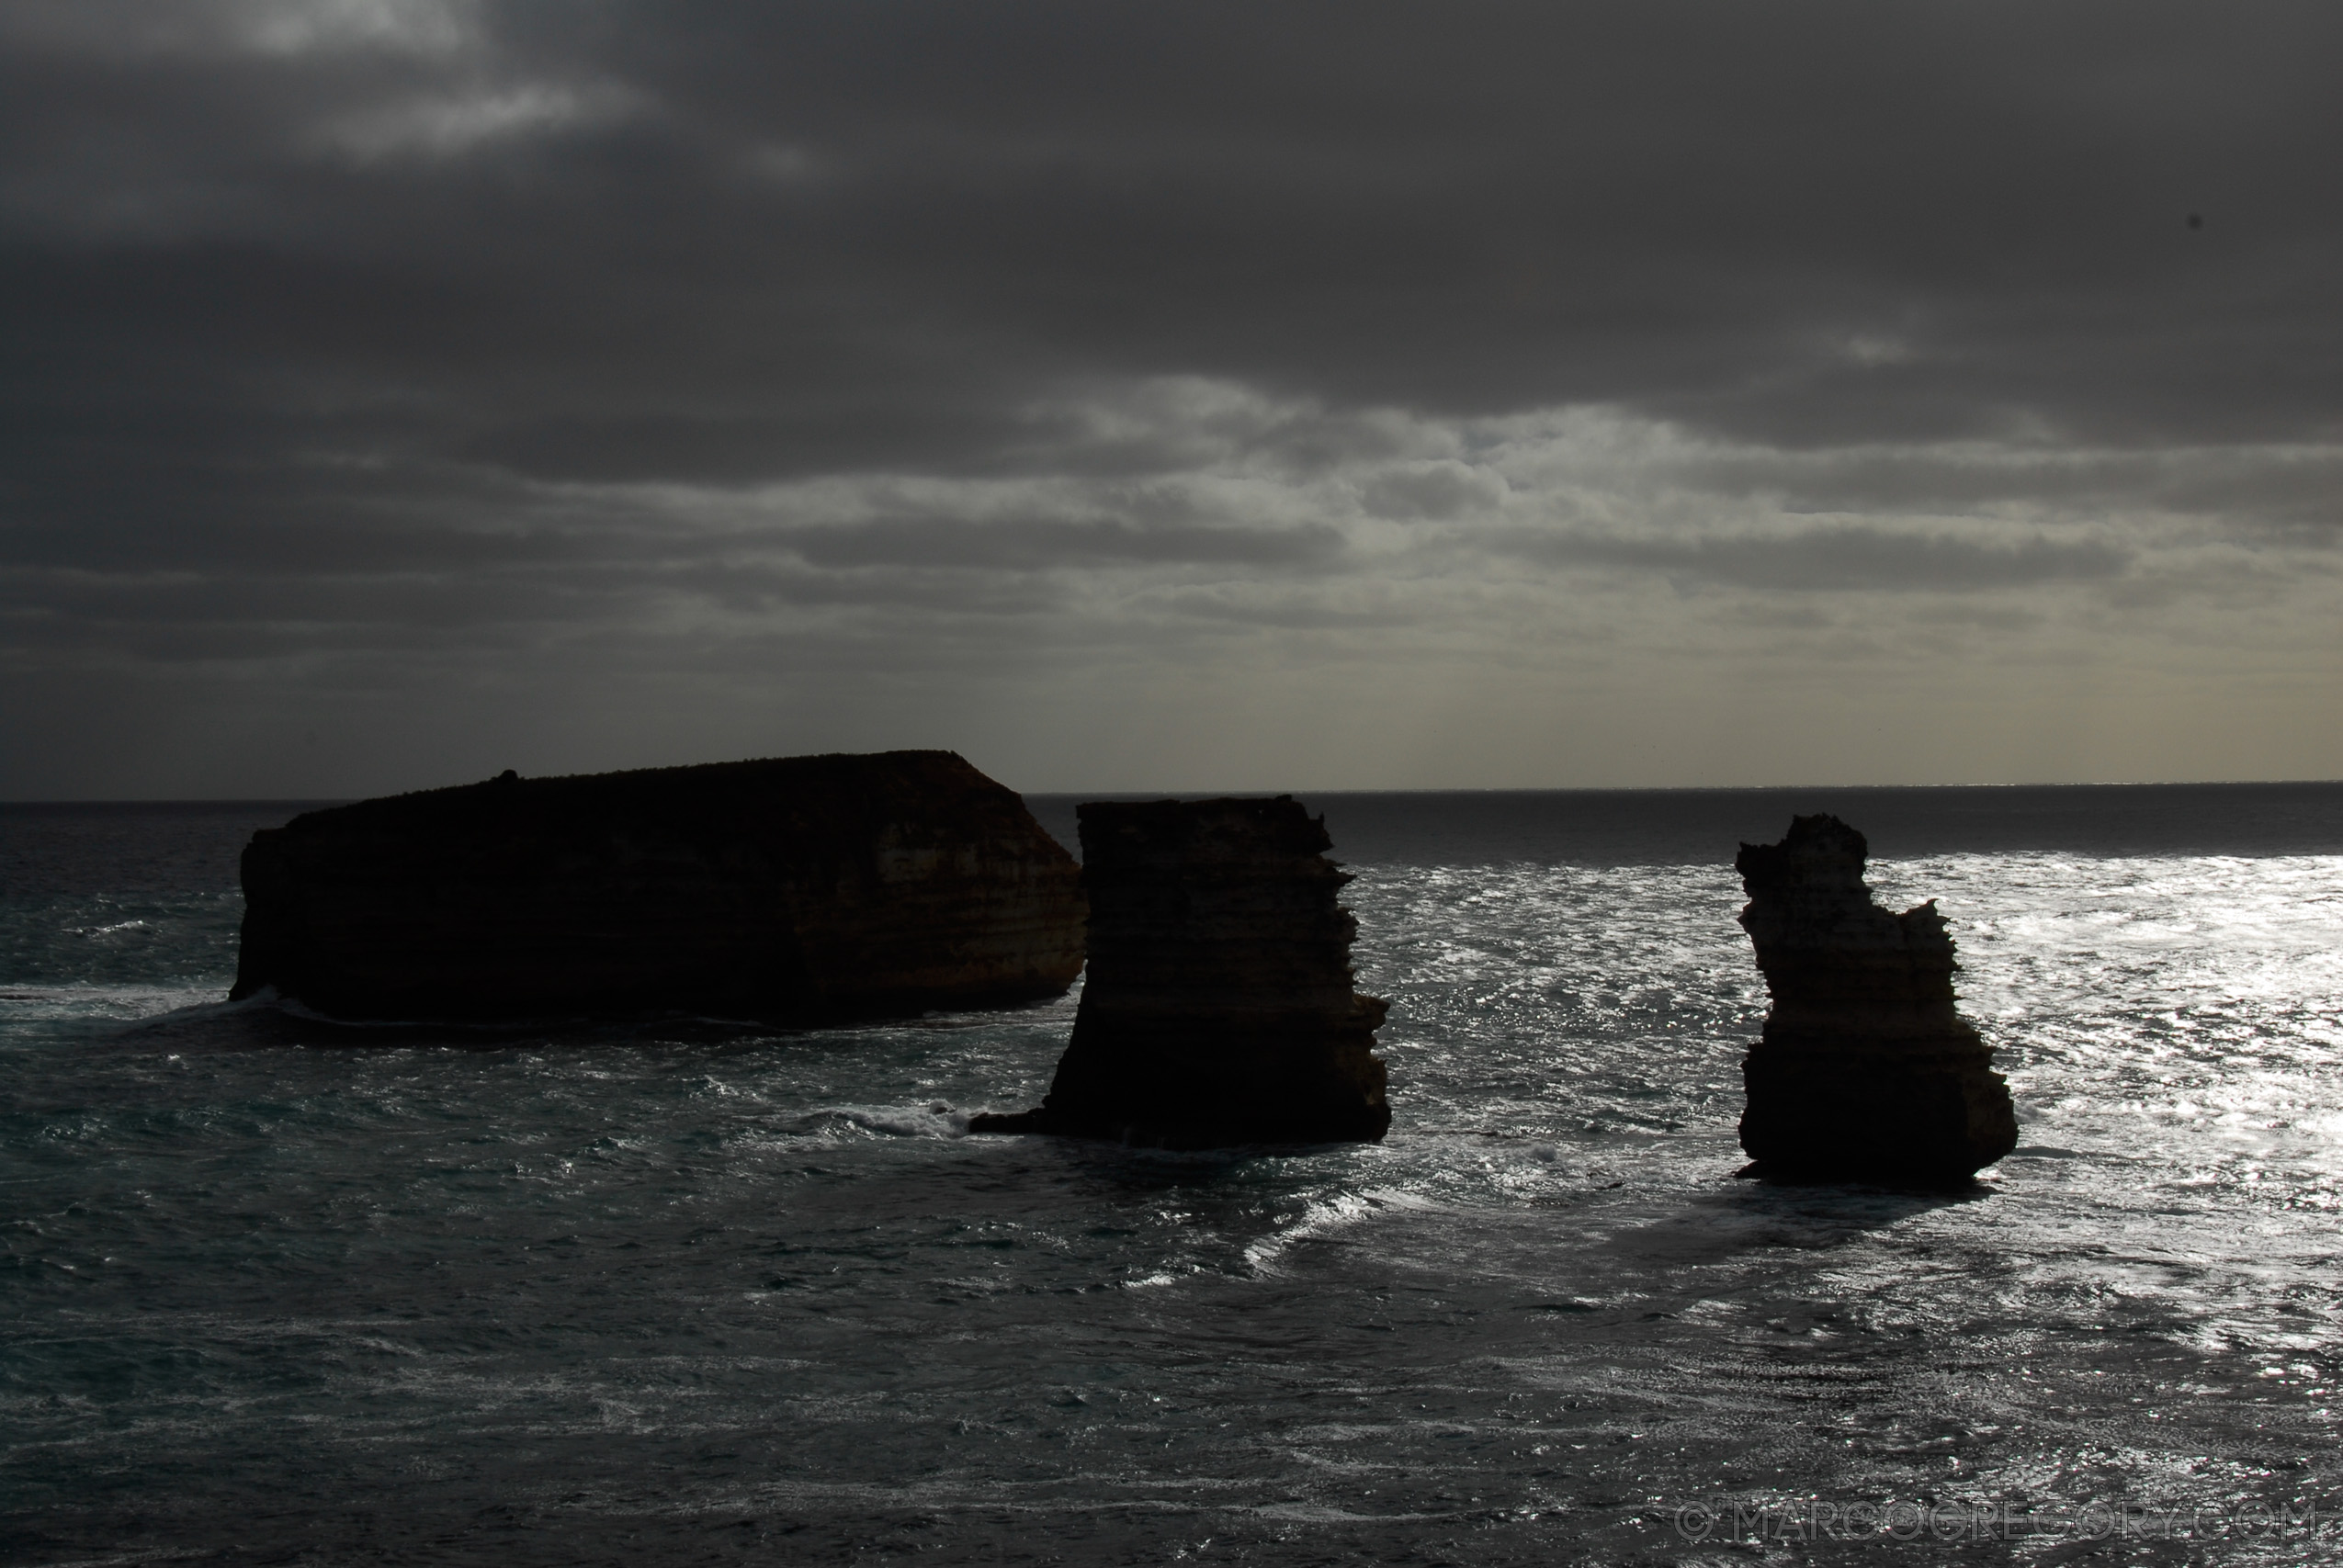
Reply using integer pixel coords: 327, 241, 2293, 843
230, 750, 1085, 1023
1735, 814, 2019, 1181
972, 796, 1391, 1148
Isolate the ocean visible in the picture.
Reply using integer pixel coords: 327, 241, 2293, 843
3, 784, 2339, 1564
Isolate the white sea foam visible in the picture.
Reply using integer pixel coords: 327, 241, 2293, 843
787, 1103, 972, 1139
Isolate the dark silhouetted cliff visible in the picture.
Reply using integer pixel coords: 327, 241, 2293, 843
974, 796, 1389, 1147
1735, 814, 2018, 1180
230, 751, 1084, 1023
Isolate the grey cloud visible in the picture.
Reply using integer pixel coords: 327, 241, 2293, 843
0, 514, 601, 576
0, 565, 630, 647
1146, 590, 1410, 631
458, 410, 1059, 485
1658, 446, 2343, 530
648, 561, 1069, 618
1360, 463, 1507, 521
1500, 525, 2133, 592
0, 547, 1083, 649
783, 518, 1345, 570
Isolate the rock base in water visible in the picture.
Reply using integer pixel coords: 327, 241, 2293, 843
972, 796, 1390, 1148
230, 750, 1084, 1023
1735, 814, 2018, 1181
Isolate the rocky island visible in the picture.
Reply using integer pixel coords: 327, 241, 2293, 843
972, 795, 1390, 1147
230, 750, 1085, 1023
1734, 814, 2019, 1181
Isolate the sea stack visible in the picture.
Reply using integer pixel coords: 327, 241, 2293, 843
1735, 814, 2018, 1181
230, 750, 1084, 1023
972, 796, 1391, 1148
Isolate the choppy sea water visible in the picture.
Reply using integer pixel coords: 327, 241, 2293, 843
3, 784, 2339, 1565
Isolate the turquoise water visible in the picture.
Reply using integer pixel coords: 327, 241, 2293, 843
4, 786, 2340, 1563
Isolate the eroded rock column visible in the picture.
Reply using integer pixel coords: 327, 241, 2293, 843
974, 795, 1390, 1147
1735, 814, 2018, 1180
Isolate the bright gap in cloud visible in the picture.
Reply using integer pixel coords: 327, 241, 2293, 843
322, 79, 641, 161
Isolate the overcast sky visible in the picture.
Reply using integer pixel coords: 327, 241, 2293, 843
5, 0, 2338, 797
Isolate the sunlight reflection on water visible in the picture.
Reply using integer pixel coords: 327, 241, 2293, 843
2, 797, 2339, 1562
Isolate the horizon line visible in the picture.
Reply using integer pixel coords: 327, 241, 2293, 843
7, 774, 2343, 807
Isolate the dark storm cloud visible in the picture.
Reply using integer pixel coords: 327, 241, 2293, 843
5, 0, 2342, 797
9, 1, 2339, 485
586, 2, 2343, 446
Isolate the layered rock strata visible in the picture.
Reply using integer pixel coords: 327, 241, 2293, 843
1735, 814, 2019, 1180
230, 750, 1084, 1023
972, 796, 1390, 1147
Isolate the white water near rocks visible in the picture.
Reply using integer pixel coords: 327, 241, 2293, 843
3, 788, 2338, 1564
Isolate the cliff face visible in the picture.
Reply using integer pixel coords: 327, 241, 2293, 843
973, 796, 1390, 1148
229, 750, 1084, 1023
1735, 814, 2019, 1180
